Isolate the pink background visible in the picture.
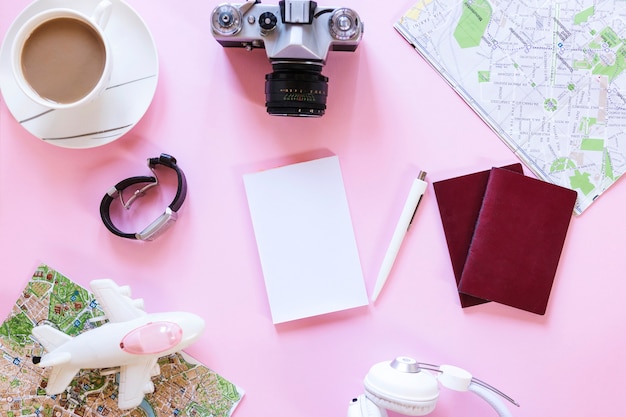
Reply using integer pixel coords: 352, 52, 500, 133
1, 1, 625, 416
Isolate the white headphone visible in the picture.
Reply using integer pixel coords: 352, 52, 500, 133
348, 356, 518, 417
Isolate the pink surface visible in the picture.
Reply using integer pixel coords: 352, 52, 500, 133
1, 1, 625, 416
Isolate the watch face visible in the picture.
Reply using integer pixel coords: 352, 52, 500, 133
137, 208, 178, 241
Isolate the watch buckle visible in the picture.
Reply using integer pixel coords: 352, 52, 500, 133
120, 169, 159, 209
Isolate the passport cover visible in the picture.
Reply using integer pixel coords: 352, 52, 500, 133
457, 168, 577, 315
433, 164, 523, 307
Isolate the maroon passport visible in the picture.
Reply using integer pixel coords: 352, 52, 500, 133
457, 168, 577, 315
433, 164, 523, 307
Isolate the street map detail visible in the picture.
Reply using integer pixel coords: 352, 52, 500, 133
0, 265, 243, 417
396, 0, 626, 213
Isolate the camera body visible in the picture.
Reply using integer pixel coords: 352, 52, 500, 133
211, 0, 363, 116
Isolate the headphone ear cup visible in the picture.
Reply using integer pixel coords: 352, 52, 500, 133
364, 392, 435, 416
348, 394, 388, 417
363, 358, 439, 416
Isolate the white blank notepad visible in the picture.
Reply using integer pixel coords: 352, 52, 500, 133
243, 156, 369, 324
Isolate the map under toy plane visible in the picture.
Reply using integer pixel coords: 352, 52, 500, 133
30, 279, 205, 410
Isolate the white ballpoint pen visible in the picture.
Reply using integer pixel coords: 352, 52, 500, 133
371, 171, 428, 302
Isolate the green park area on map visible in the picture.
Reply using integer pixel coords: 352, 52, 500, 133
0, 264, 242, 417
396, 0, 626, 213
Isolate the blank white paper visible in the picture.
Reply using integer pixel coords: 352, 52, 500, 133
243, 156, 369, 324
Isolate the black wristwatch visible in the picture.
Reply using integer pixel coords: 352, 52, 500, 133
99, 154, 187, 241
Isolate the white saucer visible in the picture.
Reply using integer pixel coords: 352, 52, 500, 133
0, 0, 159, 149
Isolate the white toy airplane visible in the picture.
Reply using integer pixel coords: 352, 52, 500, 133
31, 279, 205, 410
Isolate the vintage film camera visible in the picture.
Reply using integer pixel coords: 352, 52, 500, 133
211, 0, 363, 117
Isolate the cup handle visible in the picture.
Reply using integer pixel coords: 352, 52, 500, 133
92, 0, 113, 29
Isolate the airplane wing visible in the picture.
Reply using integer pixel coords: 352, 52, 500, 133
90, 279, 147, 323
117, 358, 158, 409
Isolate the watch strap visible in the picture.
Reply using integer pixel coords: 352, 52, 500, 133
100, 154, 187, 240
148, 154, 187, 212
100, 175, 157, 239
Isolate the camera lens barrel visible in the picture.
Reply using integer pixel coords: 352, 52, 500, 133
265, 62, 329, 117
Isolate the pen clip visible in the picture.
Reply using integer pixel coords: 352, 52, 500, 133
407, 171, 427, 230
407, 196, 424, 230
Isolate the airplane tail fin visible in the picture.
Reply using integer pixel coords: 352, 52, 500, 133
45, 365, 81, 395
32, 325, 72, 353
31, 325, 78, 395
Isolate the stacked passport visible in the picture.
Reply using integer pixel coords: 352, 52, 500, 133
433, 164, 577, 315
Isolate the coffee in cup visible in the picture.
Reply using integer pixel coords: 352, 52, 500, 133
11, 0, 113, 110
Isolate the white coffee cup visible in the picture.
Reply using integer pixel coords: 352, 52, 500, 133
11, 0, 113, 110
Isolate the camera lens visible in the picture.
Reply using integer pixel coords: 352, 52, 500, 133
265, 62, 329, 117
